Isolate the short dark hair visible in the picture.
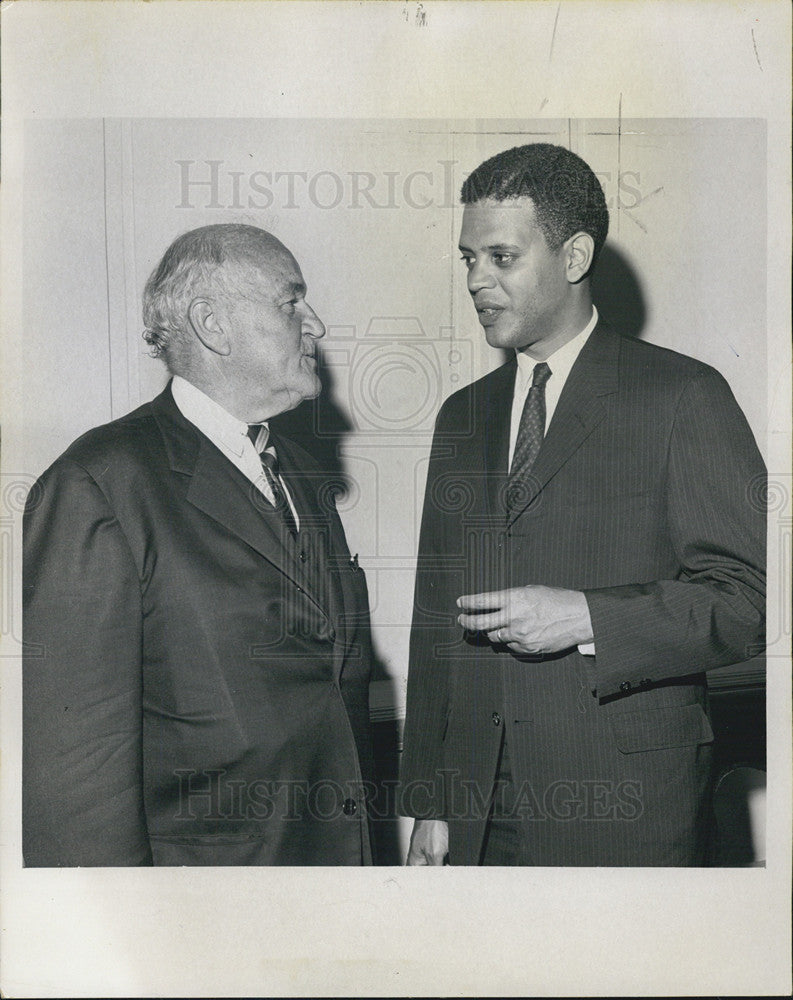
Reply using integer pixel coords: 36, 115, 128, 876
461, 143, 609, 267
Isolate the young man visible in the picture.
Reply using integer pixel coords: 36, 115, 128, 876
401, 144, 765, 866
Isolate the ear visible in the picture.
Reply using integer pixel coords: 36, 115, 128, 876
187, 298, 231, 356
563, 232, 596, 284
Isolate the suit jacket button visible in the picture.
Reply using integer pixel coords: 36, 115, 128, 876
620, 681, 632, 693
492, 712, 502, 726
342, 798, 357, 816
299, 550, 307, 562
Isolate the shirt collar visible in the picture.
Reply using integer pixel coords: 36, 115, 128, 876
170, 376, 257, 458
515, 306, 598, 388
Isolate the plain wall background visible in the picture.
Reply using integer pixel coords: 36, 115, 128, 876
22, 117, 767, 720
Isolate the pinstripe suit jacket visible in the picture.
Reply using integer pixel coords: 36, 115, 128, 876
400, 322, 765, 865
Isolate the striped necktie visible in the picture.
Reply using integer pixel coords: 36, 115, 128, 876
506, 361, 552, 516
247, 425, 298, 538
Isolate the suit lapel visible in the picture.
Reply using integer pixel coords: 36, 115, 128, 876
481, 358, 517, 518
275, 435, 346, 632
506, 322, 621, 527
150, 387, 332, 623
275, 435, 357, 681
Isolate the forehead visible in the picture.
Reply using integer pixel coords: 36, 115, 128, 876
459, 197, 541, 247
235, 243, 305, 296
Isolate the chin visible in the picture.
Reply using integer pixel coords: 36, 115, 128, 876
485, 331, 522, 351
297, 376, 322, 403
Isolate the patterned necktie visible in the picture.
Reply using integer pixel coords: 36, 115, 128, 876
247, 424, 298, 538
506, 362, 552, 515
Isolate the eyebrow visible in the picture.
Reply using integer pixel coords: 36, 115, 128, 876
280, 280, 307, 298
458, 242, 522, 253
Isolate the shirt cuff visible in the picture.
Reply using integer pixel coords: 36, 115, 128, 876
578, 642, 596, 656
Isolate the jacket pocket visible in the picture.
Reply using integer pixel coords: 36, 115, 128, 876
609, 703, 714, 754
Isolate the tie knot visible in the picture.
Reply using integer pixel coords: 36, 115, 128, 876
248, 424, 280, 473
531, 362, 552, 389
247, 424, 267, 450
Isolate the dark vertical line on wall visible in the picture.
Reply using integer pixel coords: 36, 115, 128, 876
449, 130, 456, 356
128, 123, 140, 405
102, 118, 115, 418
617, 94, 623, 235
567, 118, 572, 150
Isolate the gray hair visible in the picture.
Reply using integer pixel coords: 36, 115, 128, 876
141, 223, 285, 373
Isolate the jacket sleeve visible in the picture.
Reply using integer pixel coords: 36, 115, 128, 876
584, 367, 766, 699
23, 458, 152, 865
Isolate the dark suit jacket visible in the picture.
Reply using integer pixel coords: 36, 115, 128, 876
23, 385, 375, 866
400, 323, 766, 865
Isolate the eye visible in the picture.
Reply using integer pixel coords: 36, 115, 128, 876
282, 298, 299, 314
459, 254, 474, 269
492, 252, 514, 267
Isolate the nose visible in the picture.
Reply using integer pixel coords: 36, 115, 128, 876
301, 301, 326, 340
466, 258, 496, 295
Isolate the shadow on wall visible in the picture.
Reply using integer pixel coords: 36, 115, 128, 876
271, 354, 351, 482
273, 360, 404, 863
591, 243, 647, 341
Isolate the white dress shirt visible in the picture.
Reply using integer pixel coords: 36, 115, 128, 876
170, 376, 300, 530
507, 307, 599, 655
508, 306, 599, 467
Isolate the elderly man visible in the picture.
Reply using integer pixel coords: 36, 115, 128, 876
23, 223, 375, 866
401, 143, 766, 866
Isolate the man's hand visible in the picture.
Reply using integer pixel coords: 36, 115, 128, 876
406, 819, 449, 865
457, 585, 594, 656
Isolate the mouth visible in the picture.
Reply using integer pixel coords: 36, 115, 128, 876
475, 305, 504, 326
